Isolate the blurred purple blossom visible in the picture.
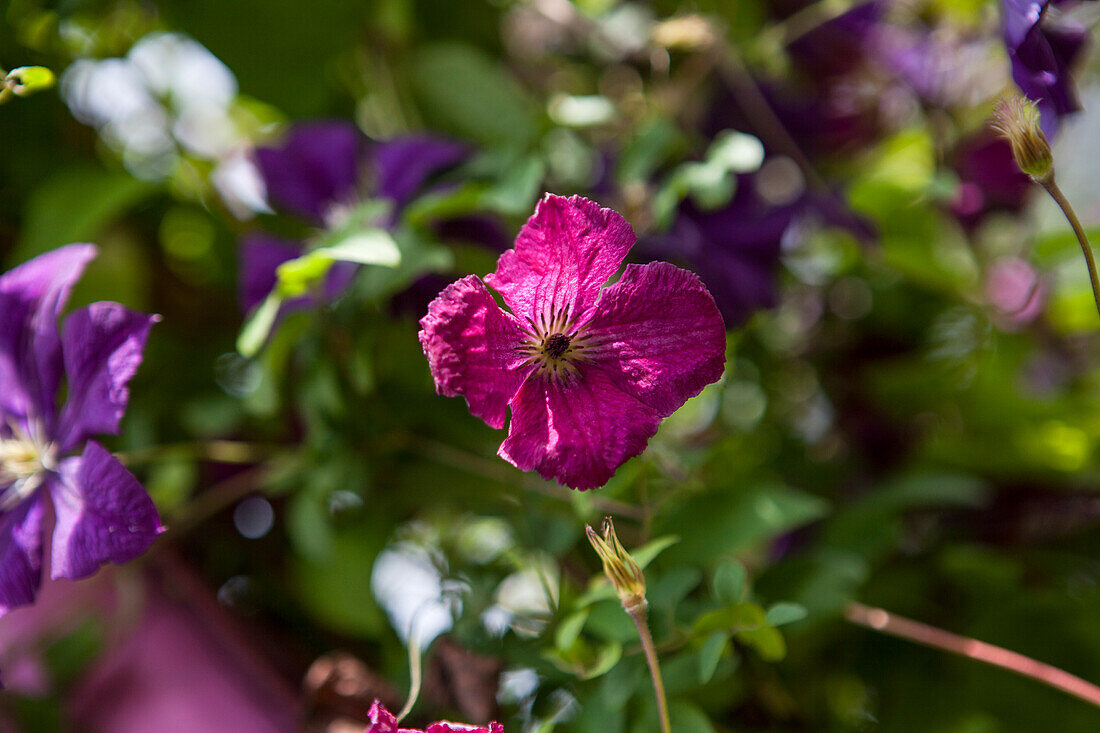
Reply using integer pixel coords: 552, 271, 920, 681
949, 135, 1033, 227
1003, 0, 1094, 137
420, 194, 726, 490
240, 122, 467, 313
642, 175, 873, 327
0, 245, 161, 618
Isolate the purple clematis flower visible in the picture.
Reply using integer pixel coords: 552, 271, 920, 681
240, 121, 468, 313
366, 700, 503, 733
419, 194, 726, 490
1003, 0, 1094, 137
642, 175, 874, 327
0, 244, 161, 617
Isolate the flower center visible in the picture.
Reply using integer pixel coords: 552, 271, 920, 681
0, 422, 55, 511
516, 303, 602, 383
544, 333, 571, 359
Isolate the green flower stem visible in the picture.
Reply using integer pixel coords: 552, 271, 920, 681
846, 602, 1100, 708
395, 628, 423, 724
1042, 179, 1100, 322
629, 604, 671, 733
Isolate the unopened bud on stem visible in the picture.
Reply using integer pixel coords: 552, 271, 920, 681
586, 517, 647, 615
992, 96, 1054, 184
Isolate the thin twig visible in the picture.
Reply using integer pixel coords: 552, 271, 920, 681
1041, 180, 1100, 322
845, 602, 1100, 708
162, 465, 269, 539
117, 440, 280, 467
715, 45, 828, 193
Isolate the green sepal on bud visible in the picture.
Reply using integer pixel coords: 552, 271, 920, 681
5, 66, 56, 97
586, 518, 647, 615
992, 95, 1054, 184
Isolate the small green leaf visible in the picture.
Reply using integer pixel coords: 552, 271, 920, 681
480, 155, 546, 215
312, 228, 401, 266
698, 631, 729, 684
693, 602, 766, 636
765, 602, 808, 627
632, 534, 680, 569
555, 609, 590, 651
713, 559, 747, 604
276, 253, 334, 298
237, 291, 284, 357
581, 641, 623, 680
737, 624, 787, 661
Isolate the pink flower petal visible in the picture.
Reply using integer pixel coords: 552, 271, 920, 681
499, 366, 661, 490
584, 262, 726, 416
485, 194, 635, 323
419, 275, 529, 430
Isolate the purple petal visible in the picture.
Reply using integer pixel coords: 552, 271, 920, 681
255, 121, 362, 221
485, 194, 635, 323
238, 235, 303, 313
584, 262, 726, 417
0, 244, 97, 429
499, 366, 661, 490
372, 136, 468, 207
419, 275, 529, 430
0, 494, 45, 616
57, 303, 157, 451
1003, 0, 1089, 137
48, 441, 163, 581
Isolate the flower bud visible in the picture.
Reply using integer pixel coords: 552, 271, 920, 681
5, 66, 55, 97
991, 96, 1054, 184
586, 518, 647, 614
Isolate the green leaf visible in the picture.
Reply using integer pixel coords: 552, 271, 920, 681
617, 117, 684, 184
737, 624, 787, 661
632, 534, 680, 569
291, 527, 386, 639
479, 155, 546, 215
286, 490, 336, 562
581, 641, 624, 680
410, 42, 536, 147
698, 631, 729, 684
765, 602, 808, 626
237, 291, 284, 358
712, 559, 747, 604
555, 609, 590, 651
693, 602, 766, 636
658, 483, 829, 564
312, 228, 401, 266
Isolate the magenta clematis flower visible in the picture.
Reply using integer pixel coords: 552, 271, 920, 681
366, 701, 503, 733
0, 244, 162, 617
419, 194, 726, 490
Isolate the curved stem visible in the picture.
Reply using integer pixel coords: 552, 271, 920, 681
845, 602, 1100, 708
629, 605, 671, 733
395, 628, 423, 724
1042, 180, 1100, 322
